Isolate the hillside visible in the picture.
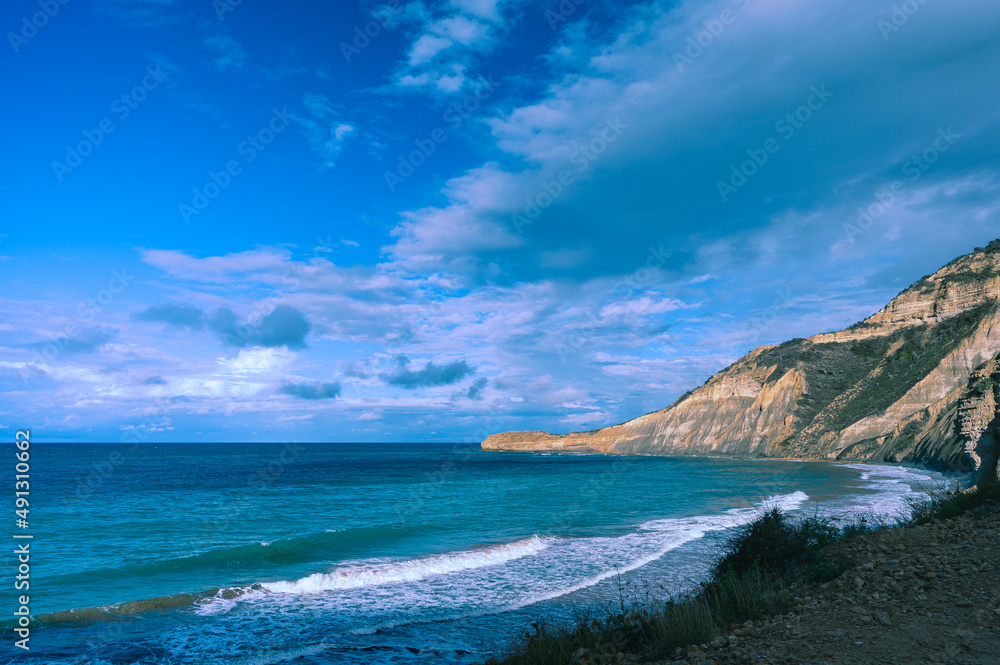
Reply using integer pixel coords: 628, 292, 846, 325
482, 241, 1000, 484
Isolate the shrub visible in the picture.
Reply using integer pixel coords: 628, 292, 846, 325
706, 509, 839, 586
907, 482, 1000, 525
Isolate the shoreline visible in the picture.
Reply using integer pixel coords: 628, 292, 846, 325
481, 446, 971, 483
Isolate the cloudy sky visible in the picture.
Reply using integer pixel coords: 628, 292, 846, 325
1, 0, 999, 442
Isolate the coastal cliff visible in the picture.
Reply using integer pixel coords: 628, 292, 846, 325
483, 240, 1000, 483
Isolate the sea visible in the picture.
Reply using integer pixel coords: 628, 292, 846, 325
2, 442, 952, 664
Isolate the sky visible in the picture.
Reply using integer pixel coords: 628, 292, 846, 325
1, 0, 999, 443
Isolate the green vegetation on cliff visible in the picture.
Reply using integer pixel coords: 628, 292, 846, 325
829, 303, 994, 429
752, 303, 996, 438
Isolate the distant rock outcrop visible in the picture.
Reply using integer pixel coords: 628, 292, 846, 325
483, 240, 1000, 484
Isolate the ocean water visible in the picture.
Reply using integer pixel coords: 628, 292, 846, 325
3, 442, 950, 664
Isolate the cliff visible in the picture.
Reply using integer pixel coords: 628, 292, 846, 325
483, 240, 1000, 483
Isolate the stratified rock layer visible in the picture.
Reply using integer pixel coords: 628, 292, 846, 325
483, 241, 1000, 482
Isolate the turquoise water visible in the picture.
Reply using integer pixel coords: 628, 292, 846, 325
3, 442, 947, 663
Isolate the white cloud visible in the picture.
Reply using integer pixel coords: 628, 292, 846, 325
294, 94, 356, 167
202, 35, 248, 72
409, 34, 454, 66
390, 0, 520, 94
218, 347, 296, 376
599, 297, 693, 319
141, 248, 294, 281
451, 0, 501, 22
388, 163, 525, 265
435, 16, 491, 44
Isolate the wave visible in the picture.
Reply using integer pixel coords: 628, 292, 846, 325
833, 463, 951, 520
193, 536, 551, 614
259, 535, 549, 594
519, 492, 811, 606
32, 589, 231, 626
639, 491, 810, 533
28, 536, 550, 626
841, 462, 942, 485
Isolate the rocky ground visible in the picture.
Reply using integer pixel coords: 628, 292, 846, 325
656, 505, 1000, 665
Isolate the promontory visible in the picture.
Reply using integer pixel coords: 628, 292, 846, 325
483, 240, 1000, 484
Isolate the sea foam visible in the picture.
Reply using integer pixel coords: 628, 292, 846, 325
261, 536, 549, 595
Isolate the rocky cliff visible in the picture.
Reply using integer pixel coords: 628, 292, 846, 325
483, 240, 1000, 483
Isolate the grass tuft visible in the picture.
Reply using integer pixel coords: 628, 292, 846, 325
906, 481, 1000, 525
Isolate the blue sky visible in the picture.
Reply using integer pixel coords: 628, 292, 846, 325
2, 0, 999, 443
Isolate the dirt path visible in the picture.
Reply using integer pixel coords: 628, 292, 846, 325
660, 506, 1000, 665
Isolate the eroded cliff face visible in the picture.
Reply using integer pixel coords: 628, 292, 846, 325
482, 241, 1000, 482
957, 358, 1000, 483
